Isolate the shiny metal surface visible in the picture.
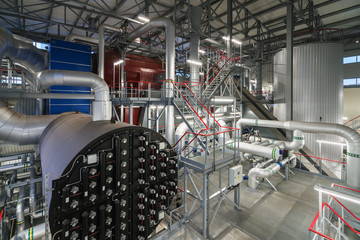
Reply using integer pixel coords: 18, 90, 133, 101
239, 118, 360, 188
274, 43, 344, 170
37, 70, 111, 121
0, 30, 48, 78
0, 100, 58, 145
128, 18, 175, 144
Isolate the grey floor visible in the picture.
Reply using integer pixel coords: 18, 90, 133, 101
155, 167, 346, 240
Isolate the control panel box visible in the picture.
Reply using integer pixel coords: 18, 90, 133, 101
229, 165, 243, 186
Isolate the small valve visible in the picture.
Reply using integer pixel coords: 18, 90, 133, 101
106, 165, 113, 171
105, 217, 112, 226
106, 204, 113, 213
120, 211, 126, 218
105, 229, 112, 238
138, 179, 145, 185
120, 199, 126, 207
89, 181, 97, 189
70, 217, 78, 228
89, 194, 96, 203
120, 223, 126, 230
70, 200, 78, 209
138, 158, 145, 163
138, 214, 145, 220
89, 223, 96, 233
138, 225, 145, 232
121, 162, 127, 168
89, 211, 96, 219
70, 186, 79, 195
138, 204, 145, 210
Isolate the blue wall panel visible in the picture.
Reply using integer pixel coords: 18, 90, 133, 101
49, 39, 91, 114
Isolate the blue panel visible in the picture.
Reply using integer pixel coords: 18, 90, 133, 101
49, 39, 92, 115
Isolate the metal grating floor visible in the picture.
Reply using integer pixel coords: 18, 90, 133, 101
159, 168, 346, 240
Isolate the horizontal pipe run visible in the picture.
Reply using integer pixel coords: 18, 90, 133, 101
226, 140, 282, 161
238, 118, 360, 188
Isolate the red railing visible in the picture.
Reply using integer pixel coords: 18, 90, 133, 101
309, 202, 360, 240
344, 114, 360, 125
293, 152, 346, 164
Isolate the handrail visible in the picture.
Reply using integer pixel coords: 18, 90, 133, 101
331, 196, 360, 221
344, 114, 360, 125
332, 183, 360, 193
309, 202, 360, 239
293, 152, 346, 164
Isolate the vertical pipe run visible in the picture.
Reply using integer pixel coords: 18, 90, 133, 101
227, 0, 233, 58
286, 0, 294, 121
255, 41, 263, 100
189, 6, 202, 95
127, 18, 175, 144
16, 154, 26, 232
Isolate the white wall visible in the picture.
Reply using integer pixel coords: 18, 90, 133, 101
344, 88, 360, 120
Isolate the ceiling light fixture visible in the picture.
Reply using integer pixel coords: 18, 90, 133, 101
187, 59, 202, 66
114, 60, 124, 66
232, 39, 242, 45
199, 49, 205, 54
138, 15, 150, 23
316, 140, 346, 146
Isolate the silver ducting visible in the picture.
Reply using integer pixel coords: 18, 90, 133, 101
37, 70, 111, 121
189, 6, 202, 95
0, 101, 59, 145
239, 118, 360, 188
0, 30, 48, 78
65, 34, 100, 45
127, 18, 175, 144
248, 156, 294, 190
99, 24, 122, 79
16, 155, 27, 232
225, 140, 282, 161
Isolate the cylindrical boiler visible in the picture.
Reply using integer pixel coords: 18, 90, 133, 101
273, 43, 344, 175
40, 113, 178, 239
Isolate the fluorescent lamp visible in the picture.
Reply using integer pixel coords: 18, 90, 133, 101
343, 117, 348, 120
199, 72, 204, 76
232, 39, 242, 45
138, 16, 150, 23
187, 59, 202, 66
114, 60, 124, 65
356, 40, 359, 44
222, 36, 230, 41
199, 49, 205, 54
316, 140, 346, 146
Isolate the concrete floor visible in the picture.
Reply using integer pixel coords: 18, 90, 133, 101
155, 167, 346, 240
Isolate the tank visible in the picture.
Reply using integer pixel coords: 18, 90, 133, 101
274, 43, 344, 175
40, 113, 177, 239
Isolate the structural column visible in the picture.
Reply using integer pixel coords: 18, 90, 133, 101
286, 0, 294, 121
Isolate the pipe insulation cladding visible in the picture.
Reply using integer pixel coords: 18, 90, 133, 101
239, 118, 360, 189
40, 113, 178, 240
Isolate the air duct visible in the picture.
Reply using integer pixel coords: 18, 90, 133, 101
127, 18, 175, 144
0, 30, 47, 78
189, 6, 202, 95
37, 70, 112, 121
10, 223, 46, 240
238, 118, 360, 188
99, 24, 123, 79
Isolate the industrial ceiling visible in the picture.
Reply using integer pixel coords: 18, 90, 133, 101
0, 0, 359, 59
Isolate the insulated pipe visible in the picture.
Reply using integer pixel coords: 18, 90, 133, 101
99, 24, 122, 79
29, 153, 36, 219
16, 155, 26, 232
225, 141, 282, 161
189, 6, 202, 95
10, 223, 46, 240
127, 18, 175, 144
248, 156, 293, 190
249, 130, 305, 151
0, 30, 47, 78
37, 70, 111, 121
65, 34, 100, 45
239, 118, 360, 188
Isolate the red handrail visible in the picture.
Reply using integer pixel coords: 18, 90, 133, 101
344, 114, 360, 125
309, 202, 360, 239
332, 184, 360, 193
293, 152, 346, 164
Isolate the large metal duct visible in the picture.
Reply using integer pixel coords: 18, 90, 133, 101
37, 70, 112, 121
10, 223, 47, 240
189, 6, 202, 95
273, 43, 344, 167
0, 29, 47, 78
238, 118, 360, 188
127, 18, 175, 144
40, 113, 178, 239
0, 100, 58, 145
98, 24, 123, 78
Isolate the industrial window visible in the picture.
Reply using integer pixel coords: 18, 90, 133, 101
343, 56, 358, 64
344, 78, 359, 86
33, 41, 49, 50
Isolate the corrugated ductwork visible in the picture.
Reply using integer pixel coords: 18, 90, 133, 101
0, 101, 59, 145
0, 30, 48, 78
273, 43, 344, 168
